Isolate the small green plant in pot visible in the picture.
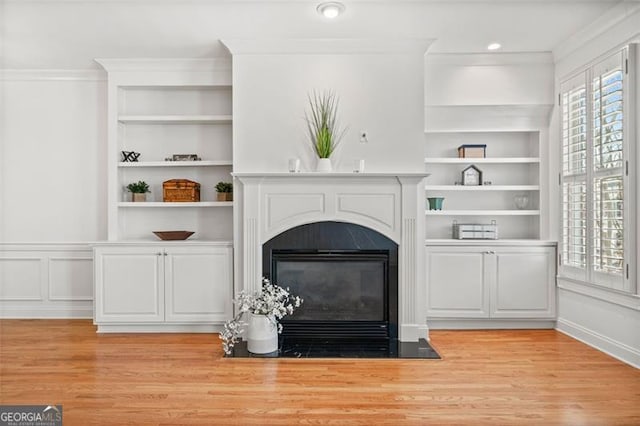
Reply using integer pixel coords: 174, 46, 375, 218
304, 90, 347, 172
127, 180, 150, 202
215, 181, 233, 202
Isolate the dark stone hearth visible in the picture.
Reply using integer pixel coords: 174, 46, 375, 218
227, 338, 440, 359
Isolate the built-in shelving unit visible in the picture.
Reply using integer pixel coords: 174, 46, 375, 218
96, 58, 234, 242
424, 131, 542, 240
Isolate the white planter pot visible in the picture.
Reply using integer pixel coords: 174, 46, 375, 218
247, 313, 278, 354
316, 158, 332, 173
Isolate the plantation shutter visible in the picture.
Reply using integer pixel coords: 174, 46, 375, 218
561, 73, 588, 281
590, 50, 627, 289
559, 46, 634, 292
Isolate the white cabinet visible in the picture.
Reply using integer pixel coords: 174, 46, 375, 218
426, 244, 556, 324
94, 243, 232, 331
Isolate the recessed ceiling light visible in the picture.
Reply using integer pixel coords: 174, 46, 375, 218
317, 2, 345, 19
487, 43, 502, 51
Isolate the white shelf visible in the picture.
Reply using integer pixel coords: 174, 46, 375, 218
425, 210, 540, 216
118, 202, 233, 208
424, 157, 540, 164
117, 115, 232, 124
425, 185, 539, 191
119, 160, 232, 168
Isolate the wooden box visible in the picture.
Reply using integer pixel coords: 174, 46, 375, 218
163, 179, 200, 202
457, 144, 487, 158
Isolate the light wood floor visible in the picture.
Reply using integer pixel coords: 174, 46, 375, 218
0, 320, 638, 425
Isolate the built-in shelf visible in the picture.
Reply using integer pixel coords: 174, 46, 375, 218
424, 157, 540, 164
425, 185, 539, 191
118, 160, 233, 168
425, 210, 540, 216
118, 202, 233, 208
117, 115, 233, 124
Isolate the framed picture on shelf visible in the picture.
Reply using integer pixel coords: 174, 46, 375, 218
461, 165, 482, 186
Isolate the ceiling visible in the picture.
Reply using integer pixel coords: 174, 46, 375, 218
0, 0, 633, 68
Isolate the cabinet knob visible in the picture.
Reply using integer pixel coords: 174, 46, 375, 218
163, 252, 168, 256
156, 252, 162, 256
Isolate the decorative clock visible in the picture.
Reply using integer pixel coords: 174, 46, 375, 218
462, 165, 482, 186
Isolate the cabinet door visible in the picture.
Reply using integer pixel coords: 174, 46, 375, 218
164, 246, 232, 323
426, 248, 490, 318
490, 247, 556, 318
94, 247, 164, 322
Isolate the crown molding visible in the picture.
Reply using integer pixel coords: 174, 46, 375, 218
94, 57, 231, 73
221, 38, 434, 55
553, 1, 640, 61
0, 69, 105, 81
425, 52, 553, 66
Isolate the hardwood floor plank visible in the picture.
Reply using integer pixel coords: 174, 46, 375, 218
1, 320, 639, 425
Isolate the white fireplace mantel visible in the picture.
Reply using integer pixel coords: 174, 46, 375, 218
233, 172, 430, 342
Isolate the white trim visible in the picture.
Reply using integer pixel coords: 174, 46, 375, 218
0, 69, 105, 81
425, 52, 553, 66
0, 243, 91, 251
94, 58, 231, 72
427, 319, 556, 329
557, 277, 640, 310
0, 305, 93, 319
96, 324, 223, 333
553, 2, 640, 62
221, 38, 434, 55
426, 239, 557, 247
556, 318, 640, 369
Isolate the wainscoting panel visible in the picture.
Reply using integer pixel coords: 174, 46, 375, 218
0, 258, 43, 300
0, 244, 93, 318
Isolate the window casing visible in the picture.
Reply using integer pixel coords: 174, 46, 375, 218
560, 46, 635, 293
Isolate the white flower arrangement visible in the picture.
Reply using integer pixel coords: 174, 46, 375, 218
220, 277, 303, 355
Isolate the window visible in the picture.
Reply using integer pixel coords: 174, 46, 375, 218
560, 46, 634, 293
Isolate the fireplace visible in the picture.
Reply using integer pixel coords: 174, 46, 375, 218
263, 222, 398, 342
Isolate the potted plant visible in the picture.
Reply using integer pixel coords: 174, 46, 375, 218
126, 180, 150, 202
215, 181, 233, 201
220, 277, 303, 355
304, 90, 347, 172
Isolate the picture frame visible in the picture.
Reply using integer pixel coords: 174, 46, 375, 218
171, 154, 201, 161
462, 165, 482, 186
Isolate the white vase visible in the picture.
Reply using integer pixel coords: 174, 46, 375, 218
247, 313, 278, 354
316, 158, 332, 173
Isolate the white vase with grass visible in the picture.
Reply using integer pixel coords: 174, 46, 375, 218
305, 90, 347, 172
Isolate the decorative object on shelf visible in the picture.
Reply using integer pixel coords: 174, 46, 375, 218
215, 181, 233, 201
483, 181, 493, 185
457, 144, 486, 158
453, 220, 498, 239
152, 230, 195, 241
353, 159, 365, 173
163, 179, 200, 202
122, 151, 141, 162
168, 154, 201, 161
514, 194, 529, 210
220, 277, 303, 355
126, 180, 150, 202
427, 197, 445, 210
304, 90, 347, 172
288, 158, 301, 173
461, 165, 482, 186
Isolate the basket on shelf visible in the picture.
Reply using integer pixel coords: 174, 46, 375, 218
163, 179, 201, 202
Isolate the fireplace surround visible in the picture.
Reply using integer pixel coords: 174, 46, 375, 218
233, 172, 430, 343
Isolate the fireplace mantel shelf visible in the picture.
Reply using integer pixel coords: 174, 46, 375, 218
232, 172, 430, 178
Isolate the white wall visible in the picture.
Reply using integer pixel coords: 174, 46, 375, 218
552, 7, 640, 368
228, 40, 430, 173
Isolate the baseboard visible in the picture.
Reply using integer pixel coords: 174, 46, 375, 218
556, 318, 640, 369
399, 323, 430, 342
96, 324, 224, 333
0, 306, 93, 319
427, 319, 556, 330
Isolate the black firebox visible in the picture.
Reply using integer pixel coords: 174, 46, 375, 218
262, 221, 398, 342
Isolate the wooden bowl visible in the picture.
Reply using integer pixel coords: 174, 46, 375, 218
152, 231, 195, 241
